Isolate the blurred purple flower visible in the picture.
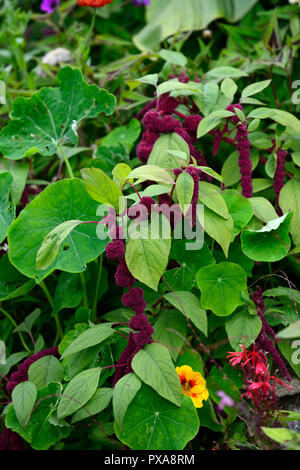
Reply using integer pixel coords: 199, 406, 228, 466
216, 391, 235, 411
132, 0, 150, 6
41, 0, 59, 13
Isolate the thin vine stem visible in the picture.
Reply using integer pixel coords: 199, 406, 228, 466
0, 307, 31, 353
39, 280, 63, 345
92, 254, 103, 322
58, 143, 74, 179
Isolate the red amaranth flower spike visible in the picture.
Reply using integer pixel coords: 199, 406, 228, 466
122, 287, 146, 314
6, 347, 59, 395
274, 147, 287, 215
115, 259, 136, 288
105, 240, 125, 261
236, 122, 253, 198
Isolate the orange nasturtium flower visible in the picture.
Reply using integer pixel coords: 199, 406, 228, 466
176, 365, 209, 408
77, 0, 112, 7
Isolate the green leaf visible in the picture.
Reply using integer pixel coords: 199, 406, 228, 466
241, 79, 271, 99
132, 343, 182, 407
128, 165, 174, 186
197, 166, 223, 183
249, 197, 278, 223
0, 161, 29, 205
195, 82, 219, 116
71, 387, 113, 423
136, 73, 159, 87
101, 118, 141, 152
8, 179, 108, 281
277, 320, 300, 339
133, 0, 257, 52
12, 381, 37, 426
148, 133, 190, 169
158, 49, 187, 67
220, 78, 237, 102
201, 206, 234, 257
222, 189, 253, 238
0, 351, 29, 377
115, 384, 199, 450
221, 151, 258, 187
125, 215, 171, 291
52, 272, 83, 316
225, 308, 262, 350
81, 167, 125, 213
265, 152, 277, 178
279, 179, 300, 246
176, 172, 194, 215
0, 172, 15, 243
205, 66, 249, 79
0, 67, 115, 160
28, 356, 64, 389
13, 308, 41, 334
36, 219, 82, 271
248, 108, 300, 134
153, 309, 187, 360
252, 178, 273, 193
112, 163, 133, 188
196, 262, 248, 317
262, 427, 300, 445
198, 182, 229, 219
6, 383, 71, 450
278, 340, 300, 379
113, 373, 142, 429
57, 368, 101, 419
156, 79, 201, 98
61, 323, 114, 358
197, 116, 221, 138
241, 213, 292, 262
164, 291, 207, 336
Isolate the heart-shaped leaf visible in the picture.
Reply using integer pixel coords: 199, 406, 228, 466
115, 384, 199, 450
0, 172, 15, 243
8, 179, 108, 281
241, 213, 292, 262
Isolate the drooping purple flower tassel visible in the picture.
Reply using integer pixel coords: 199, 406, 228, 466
6, 347, 59, 395
252, 286, 291, 382
274, 147, 287, 215
236, 122, 253, 198
113, 287, 153, 386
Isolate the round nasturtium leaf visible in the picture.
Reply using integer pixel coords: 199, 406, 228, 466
241, 213, 292, 262
115, 384, 200, 450
8, 179, 108, 281
196, 262, 248, 317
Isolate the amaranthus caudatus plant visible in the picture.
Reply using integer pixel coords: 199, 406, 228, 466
1, 0, 300, 450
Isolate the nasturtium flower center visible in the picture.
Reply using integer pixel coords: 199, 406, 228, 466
176, 365, 209, 408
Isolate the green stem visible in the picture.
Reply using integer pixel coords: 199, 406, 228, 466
0, 307, 31, 353
92, 255, 103, 322
80, 272, 89, 309
39, 280, 63, 345
58, 143, 74, 179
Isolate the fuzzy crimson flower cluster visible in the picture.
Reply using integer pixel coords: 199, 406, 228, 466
0, 347, 59, 450
136, 75, 207, 168
104, 209, 155, 386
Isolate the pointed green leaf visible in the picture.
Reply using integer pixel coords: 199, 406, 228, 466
57, 368, 101, 419
113, 373, 142, 428
132, 343, 182, 407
